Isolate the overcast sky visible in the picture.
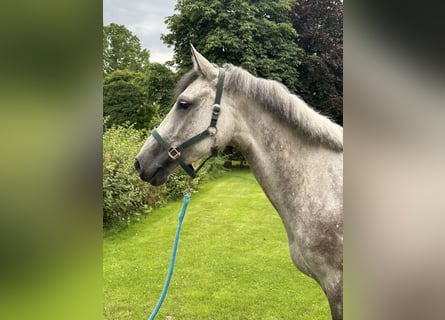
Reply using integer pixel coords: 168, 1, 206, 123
104, 0, 177, 63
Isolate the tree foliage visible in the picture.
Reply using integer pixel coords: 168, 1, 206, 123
103, 23, 150, 75
103, 70, 155, 130
162, 0, 304, 93
103, 24, 177, 129
146, 63, 177, 117
290, 0, 343, 125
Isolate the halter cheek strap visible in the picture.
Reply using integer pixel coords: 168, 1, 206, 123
151, 67, 225, 179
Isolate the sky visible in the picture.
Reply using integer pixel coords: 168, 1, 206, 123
103, 0, 177, 64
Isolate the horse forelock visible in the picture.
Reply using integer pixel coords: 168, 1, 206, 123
174, 69, 200, 100
223, 64, 343, 151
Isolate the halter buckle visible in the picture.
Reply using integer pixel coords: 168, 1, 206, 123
168, 147, 181, 160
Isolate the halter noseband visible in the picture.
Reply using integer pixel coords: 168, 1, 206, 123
151, 67, 225, 179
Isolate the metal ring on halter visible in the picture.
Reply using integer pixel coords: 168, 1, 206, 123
208, 126, 217, 136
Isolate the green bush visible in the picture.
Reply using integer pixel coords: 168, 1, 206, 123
164, 169, 206, 201
103, 123, 163, 227
163, 154, 227, 201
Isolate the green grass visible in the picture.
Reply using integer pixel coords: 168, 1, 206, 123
103, 170, 330, 319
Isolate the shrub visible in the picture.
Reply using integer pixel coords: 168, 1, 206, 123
163, 154, 228, 201
103, 123, 164, 227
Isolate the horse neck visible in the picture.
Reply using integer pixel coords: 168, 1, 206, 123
231, 100, 306, 190
229, 98, 342, 220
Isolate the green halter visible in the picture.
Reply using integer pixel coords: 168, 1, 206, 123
151, 67, 225, 179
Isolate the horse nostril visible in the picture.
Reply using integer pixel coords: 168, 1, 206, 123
134, 158, 141, 172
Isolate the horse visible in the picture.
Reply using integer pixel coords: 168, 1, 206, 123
134, 46, 343, 320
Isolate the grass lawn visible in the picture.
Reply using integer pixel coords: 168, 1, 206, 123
103, 170, 330, 319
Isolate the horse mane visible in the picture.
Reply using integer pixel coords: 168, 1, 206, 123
223, 64, 343, 151
174, 65, 343, 151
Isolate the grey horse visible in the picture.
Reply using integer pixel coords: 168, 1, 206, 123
135, 46, 343, 319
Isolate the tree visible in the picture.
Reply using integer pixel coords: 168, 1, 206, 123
146, 63, 177, 117
103, 23, 150, 75
290, 0, 343, 125
103, 70, 155, 129
162, 0, 304, 93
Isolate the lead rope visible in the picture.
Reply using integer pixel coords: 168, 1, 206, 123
147, 182, 192, 320
147, 68, 224, 319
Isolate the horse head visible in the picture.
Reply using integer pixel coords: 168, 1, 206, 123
134, 46, 235, 185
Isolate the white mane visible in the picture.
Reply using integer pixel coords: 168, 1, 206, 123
224, 64, 343, 151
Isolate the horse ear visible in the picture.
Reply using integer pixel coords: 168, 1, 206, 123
190, 44, 218, 79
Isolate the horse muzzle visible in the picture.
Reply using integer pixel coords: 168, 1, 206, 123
134, 142, 177, 186
134, 157, 171, 186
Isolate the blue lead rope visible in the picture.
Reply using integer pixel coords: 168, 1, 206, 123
148, 194, 190, 320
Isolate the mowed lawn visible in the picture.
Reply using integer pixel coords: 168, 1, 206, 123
103, 170, 330, 319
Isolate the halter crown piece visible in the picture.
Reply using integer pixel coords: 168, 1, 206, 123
151, 67, 225, 179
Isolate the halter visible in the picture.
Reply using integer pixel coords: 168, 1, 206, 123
151, 67, 225, 179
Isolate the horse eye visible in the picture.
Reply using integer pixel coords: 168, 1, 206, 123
178, 100, 191, 110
